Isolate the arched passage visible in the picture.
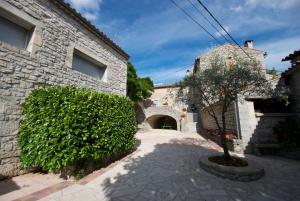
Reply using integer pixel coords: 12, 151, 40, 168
147, 115, 177, 130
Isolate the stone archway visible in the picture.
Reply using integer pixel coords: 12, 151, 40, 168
143, 106, 182, 131
147, 115, 177, 130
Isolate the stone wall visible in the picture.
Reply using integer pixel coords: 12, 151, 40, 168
194, 43, 265, 72
238, 99, 296, 153
252, 113, 292, 144
149, 85, 184, 111
200, 102, 237, 132
237, 100, 257, 153
0, 0, 128, 179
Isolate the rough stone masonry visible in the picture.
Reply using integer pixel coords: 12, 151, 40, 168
0, 0, 129, 179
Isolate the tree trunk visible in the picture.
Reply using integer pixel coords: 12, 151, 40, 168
221, 112, 231, 160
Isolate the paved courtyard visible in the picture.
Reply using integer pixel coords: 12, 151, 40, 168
3, 130, 300, 201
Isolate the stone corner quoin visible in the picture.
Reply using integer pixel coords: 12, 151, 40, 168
0, 0, 129, 178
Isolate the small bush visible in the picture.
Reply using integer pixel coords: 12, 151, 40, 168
273, 118, 300, 151
18, 86, 136, 172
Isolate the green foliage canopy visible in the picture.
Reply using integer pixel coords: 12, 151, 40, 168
127, 62, 154, 102
18, 86, 136, 172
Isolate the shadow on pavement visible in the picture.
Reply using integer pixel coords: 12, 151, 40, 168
100, 137, 300, 201
0, 174, 20, 196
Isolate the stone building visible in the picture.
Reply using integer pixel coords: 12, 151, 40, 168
0, 0, 129, 178
193, 41, 288, 154
282, 50, 300, 114
194, 40, 266, 73
137, 84, 198, 132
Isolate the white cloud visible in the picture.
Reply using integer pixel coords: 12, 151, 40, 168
111, 4, 208, 54
230, 6, 243, 12
246, 0, 300, 10
67, 0, 102, 11
83, 12, 97, 21
141, 65, 193, 84
66, 0, 102, 21
256, 36, 300, 71
204, 1, 298, 40
215, 26, 230, 38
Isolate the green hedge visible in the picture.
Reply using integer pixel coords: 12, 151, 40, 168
18, 86, 136, 172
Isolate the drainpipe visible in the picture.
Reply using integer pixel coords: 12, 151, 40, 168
234, 100, 242, 139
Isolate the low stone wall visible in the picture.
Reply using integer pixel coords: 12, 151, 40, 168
200, 131, 243, 154
199, 156, 265, 182
200, 103, 237, 132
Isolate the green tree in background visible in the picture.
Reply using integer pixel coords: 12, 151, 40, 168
127, 62, 154, 102
266, 67, 278, 78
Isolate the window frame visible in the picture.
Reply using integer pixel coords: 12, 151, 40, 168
0, 1, 42, 57
0, 15, 34, 50
71, 48, 107, 82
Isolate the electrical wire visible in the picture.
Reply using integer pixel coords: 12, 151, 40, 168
186, 0, 231, 43
169, 0, 222, 45
195, 0, 252, 59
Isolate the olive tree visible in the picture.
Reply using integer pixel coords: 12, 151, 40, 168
178, 55, 277, 160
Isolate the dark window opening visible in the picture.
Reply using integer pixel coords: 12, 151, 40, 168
72, 50, 106, 80
147, 115, 177, 130
0, 14, 33, 49
249, 98, 289, 113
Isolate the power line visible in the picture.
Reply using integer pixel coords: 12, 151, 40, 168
186, 0, 231, 43
169, 0, 236, 58
169, 0, 222, 45
195, 0, 252, 59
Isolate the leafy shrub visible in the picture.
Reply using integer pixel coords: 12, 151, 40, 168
273, 118, 300, 151
18, 86, 136, 172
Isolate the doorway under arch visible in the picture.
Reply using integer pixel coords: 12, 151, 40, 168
147, 115, 177, 130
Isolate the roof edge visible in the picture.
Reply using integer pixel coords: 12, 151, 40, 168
196, 43, 265, 59
51, 0, 129, 60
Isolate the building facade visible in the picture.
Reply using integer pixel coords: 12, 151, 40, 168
193, 40, 266, 73
0, 0, 129, 178
193, 41, 287, 153
139, 84, 198, 132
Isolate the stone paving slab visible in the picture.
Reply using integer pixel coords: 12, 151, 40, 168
0, 173, 66, 201
39, 130, 300, 200
3, 130, 300, 201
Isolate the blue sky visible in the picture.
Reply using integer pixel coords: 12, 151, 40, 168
66, 0, 300, 84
